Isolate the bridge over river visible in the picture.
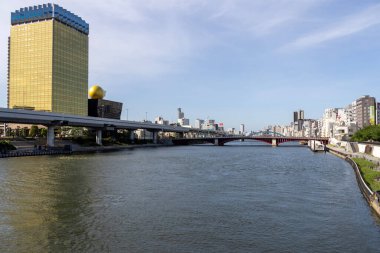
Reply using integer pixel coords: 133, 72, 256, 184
172, 136, 329, 147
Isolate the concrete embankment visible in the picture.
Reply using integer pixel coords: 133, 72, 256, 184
328, 146, 380, 217
0, 142, 173, 159
0, 149, 72, 158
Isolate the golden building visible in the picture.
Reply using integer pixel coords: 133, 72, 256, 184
8, 4, 89, 116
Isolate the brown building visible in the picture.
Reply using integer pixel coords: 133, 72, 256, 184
356, 95, 376, 129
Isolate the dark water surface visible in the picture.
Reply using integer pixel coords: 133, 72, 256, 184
1, 143, 380, 252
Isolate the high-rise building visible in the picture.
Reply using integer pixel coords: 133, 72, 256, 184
293, 110, 304, 132
177, 108, 185, 119
355, 95, 376, 129
195, 119, 204, 129
321, 108, 338, 138
377, 103, 380, 125
240, 124, 245, 135
293, 111, 298, 122
298, 110, 304, 120
9, 4, 89, 115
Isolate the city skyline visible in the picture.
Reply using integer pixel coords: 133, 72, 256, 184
1, 1, 380, 130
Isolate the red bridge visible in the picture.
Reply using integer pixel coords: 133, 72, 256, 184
172, 136, 329, 147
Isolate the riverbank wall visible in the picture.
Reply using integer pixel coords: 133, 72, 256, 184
328, 146, 380, 217
0, 143, 173, 158
330, 138, 380, 161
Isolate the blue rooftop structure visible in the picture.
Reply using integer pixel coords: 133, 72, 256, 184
11, 3, 89, 35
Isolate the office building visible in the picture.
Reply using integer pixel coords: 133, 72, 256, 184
218, 123, 224, 132
240, 124, 245, 135
293, 110, 305, 131
377, 103, 380, 125
88, 99, 123, 120
9, 4, 89, 115
195, 119, 204, 129
155, 116, 169, 126
299, 110, 304, 120
293, 111, 298, 122
355, 95, 376, 129
203, 119, 216, 131
177, 108, 184, 119
177, 107, 190, 126
178, 118, 190, 126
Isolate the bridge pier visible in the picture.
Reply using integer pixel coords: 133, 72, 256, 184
214, 138, 224, 146
272, 138, 278, 147
47, 125, 55, 147
130, 130, 135, 144
96, 129, 102, 145
152, 131, 158, 144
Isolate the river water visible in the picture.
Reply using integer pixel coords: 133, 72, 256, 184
1, 142, 380, 252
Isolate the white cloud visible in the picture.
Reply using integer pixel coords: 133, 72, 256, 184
209, 0, 323, 35
0, 0, 327, 84
283, 4, 380, 50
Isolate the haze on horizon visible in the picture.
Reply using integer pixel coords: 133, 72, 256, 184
1, 0, 380, 131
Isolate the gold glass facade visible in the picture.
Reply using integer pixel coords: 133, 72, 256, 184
9, 20, 88, 116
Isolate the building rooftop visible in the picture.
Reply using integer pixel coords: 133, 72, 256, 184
11, 3, 89, 35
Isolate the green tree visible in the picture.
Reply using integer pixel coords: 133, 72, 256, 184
40, 128, 47, 137
29, 125, 39, 137
351, 125, 380, 142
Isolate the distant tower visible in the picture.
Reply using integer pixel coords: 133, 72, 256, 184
177, 108, 184, 119
299, 110, 305, 120
298, 110, 305, 131
240, 124, 245, 135
293, 111, 298, 122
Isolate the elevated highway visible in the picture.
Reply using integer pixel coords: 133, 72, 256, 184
0, 108, 191, 146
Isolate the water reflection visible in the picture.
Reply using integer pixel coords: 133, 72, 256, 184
0, 156, 95, 251
1, 146, 380, 252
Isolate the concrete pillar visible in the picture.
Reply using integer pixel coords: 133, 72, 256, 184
130, 130, 135, 144
214, 138, 224, 146
152, 131, 158, 144
272, 138, 278, 147
47, 125, 55, 147
96, 129, 102, 146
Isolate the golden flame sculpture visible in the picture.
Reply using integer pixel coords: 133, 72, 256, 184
88, 85, 106, 99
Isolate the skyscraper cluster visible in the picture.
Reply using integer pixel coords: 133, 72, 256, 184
270, 95, 378, 140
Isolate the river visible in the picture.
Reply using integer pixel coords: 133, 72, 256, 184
1, 142, 380, 252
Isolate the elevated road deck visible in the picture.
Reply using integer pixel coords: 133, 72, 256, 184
0, 108, 191, 146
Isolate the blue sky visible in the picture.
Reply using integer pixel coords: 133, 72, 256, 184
1, 0, 380, 131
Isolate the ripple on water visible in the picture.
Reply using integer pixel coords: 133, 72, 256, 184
0, 145, 380, 252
